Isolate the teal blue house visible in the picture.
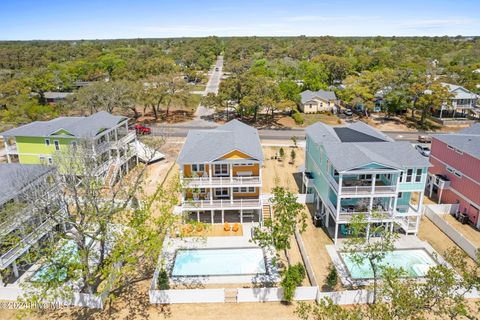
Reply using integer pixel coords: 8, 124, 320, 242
303, 122, 430, 243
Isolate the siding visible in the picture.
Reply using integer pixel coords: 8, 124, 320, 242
16, 136, 75, 164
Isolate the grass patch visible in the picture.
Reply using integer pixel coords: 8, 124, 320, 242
302, 113, 341, 127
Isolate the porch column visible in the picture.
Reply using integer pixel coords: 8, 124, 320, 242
221, 210, 224, 223
438, 188, 444, 204
209, 163, 212, 183
210, 188, 213, 204
12, 261, 19, 278
390, 222, 394, 232
371, 174, 376, 195
417, 191, 425, 213
230, 187, 233, 204
338, 174, 343, 195
334, 223, 339, 244
211, 210, 214, 224
197, 211, 200, 222
4, 140, 11, 163
366, 224, 370, 240
240, 209, 243, 223
229, 163, 233, 182
325, 204, 330, 228
0, 273, 4, 287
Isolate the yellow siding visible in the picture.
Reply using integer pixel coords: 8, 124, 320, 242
183, 164, 210, 177
220, 150, 252, 160
233, 164, 259, 176
234, 189, 260, 198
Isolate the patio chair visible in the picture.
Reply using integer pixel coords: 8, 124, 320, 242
232, 223, 240, 232
340, 224, 348, 236
224, 222, 231, 232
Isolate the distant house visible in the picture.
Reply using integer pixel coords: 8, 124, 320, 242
299, 90, 337, 113
426, 124, 480, 228
44, 91, 73, 104
434, 83, 479, 119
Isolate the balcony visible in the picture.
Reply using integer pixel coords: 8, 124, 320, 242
341, 184, 397, 196
183, 176, 261, 188
5, 145, 17, 154
113, 131, 136, 149
181, 198, 262, 210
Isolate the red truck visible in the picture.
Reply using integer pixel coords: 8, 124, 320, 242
129, 124, 151, 135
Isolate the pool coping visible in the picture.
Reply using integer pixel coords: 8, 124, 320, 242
170, 247, 269, 278
326, 236, 450, 287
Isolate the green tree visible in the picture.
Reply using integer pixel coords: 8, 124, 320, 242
281, 263, 305, 303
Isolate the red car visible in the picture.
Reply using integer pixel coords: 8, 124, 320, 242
129, 124, 151, 135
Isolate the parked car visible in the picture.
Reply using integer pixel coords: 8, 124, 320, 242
343, 108, 353, 116
129, 124, 151, 135
415, 144, 431, 157
418, 135, 432, 143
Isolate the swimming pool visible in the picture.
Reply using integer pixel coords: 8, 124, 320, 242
171, 247, 267, 277
339, 249, 437, 279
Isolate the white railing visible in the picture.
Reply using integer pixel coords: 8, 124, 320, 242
341, 185, 396, 195
150, 289, 225, 304
337, 210, 394, 222
0, 218, 57, 268
6, 145, 18, 154
182, 199, 261, 209
115, 131, 136, 147
94, 140, 111, 154
183, 176, 261, 187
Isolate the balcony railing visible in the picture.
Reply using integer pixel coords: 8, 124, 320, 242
337, 210, 394, 222
0, 218, 57, 269
114, 131, 136, 148
182, 199, 262, 209
183, 176, 261, 187
5, 145, 18, 154
341, 185, 396, 195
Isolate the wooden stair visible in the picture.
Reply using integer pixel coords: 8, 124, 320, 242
224, 288, 238, 303
104, 162, 118, 187
262, 204, 272, 222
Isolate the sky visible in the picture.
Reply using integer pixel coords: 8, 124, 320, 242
1, 0, 479, 40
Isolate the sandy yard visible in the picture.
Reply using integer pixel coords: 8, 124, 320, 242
441, 215, 480, 248
262, 146, 304, 194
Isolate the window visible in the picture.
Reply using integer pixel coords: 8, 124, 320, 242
454, 171, 463, 178
39, 156, 45, 163
53, 140, 60, 151
415, 169, 422, 182
360, 174, 372, 180
233, 163, 253, 166
71, 141, 77, 150
398, 192, 403, 199
447, 145, 454, 150
333, 170, 339, 177
406, 169, 413, 183
45, 139, 50, 146
455, 149, 463, 155
214, 164, 229, 176
446, 167, 454, 173
48, 157, 53, 165
233, 187, 239, 193
192, 164, 205, 172
248, 187, 255, 193
240, 187, 247, 193
215, 188, 229, 197
400, 171, 403, 182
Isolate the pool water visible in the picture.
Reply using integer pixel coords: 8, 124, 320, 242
31, 240, 78, 282
172, 248, 266, 277
339, 249, 437, 279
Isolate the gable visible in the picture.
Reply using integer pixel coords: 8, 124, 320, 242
346, 162, 399, 172
50, 128, 74, 136
218, 150, 255, 160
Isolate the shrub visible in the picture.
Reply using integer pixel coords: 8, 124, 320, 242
281, 263, 305, 303
290, 149, 296, 164
292, 111, 304, 125
279, 147, 285, 160
157, 269, 170, 290
325, 264, 338, 290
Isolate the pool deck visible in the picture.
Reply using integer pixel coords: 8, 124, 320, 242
326, 235, 449, 287
162, 223, 280, 286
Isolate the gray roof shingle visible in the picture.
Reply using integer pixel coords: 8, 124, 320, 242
177, 120, 264, 164
306, 122, 430, 172
300, 90, 337, 104
1, 111, 127, 138
433, 124, 480, 159
0, 164, 54, 205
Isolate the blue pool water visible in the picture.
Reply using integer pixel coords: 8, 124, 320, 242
172, 248, 267, 276
31, 240, 79, 282
340, 249, 437, 279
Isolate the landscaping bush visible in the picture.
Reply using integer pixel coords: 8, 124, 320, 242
280, 263, 305, 303
292, 111, 304, 125
157, 269, 170, 290
325, 264, 338, 290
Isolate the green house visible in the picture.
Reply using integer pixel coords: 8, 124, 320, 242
1, 112, 138, 185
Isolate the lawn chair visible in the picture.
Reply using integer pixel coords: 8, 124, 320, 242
224, 222, 231, 232
340, 224, 349, 236
232, 223, 240, 232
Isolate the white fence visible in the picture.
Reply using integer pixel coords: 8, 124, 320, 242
236, 286, 318, 302
317, 289, 373, 305
296, 193, 314, 204
424, 204, 479, 262
149, 289, 225, 304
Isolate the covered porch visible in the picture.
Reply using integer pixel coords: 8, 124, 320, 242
185, 209, 261, 224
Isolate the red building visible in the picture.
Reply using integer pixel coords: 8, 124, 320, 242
426, 124, 480, 228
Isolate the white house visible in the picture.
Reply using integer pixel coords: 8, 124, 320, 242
299, 90, 338, 114
437, 83, 479, 119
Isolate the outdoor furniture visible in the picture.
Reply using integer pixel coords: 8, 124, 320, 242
232, 223, 240, 232
224, 222, 231, 231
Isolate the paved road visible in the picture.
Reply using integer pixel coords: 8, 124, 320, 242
204, 55, 223, 96
152, 124, 426, 142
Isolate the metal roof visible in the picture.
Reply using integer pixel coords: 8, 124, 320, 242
44, 91, 73, 100
177, 120, 264, 164
1, 111, 127, 138
306, 122, 429, 172
0, 164, 54, 205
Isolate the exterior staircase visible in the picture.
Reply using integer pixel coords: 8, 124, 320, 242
224, 288, 238, 303
262, 204, 272, 222
104, 161, 119, 187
